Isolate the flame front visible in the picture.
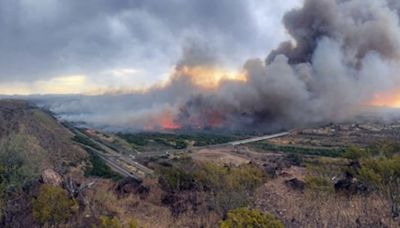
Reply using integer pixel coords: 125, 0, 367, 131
160, 115, 180, 130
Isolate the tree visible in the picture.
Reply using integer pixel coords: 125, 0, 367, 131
219, 208, 284, 228
32, 184, 75, 225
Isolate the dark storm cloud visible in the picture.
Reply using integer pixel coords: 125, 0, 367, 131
0, 0, 285, 82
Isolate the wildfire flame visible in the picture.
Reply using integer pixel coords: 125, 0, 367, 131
146, 66, 247, 130
176, 66, 247, 89
160, 115, 180, 130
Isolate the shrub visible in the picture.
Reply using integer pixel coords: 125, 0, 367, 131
158, 166, 196, 192
32, 185, 75, 225
358, 156, 400, 217
284, 153, 303, 166
342, 146, 368, 160
158, 160, 265, 216
195, 163, 265, 215
98, 216, 121, 228
219, 208, 284, 228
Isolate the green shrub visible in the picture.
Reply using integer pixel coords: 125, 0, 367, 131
98, 216, 121, 228
158, 166, 196, 192
285, 153, 303, 166
32, 185, 75, 225
358, 156, 400, 217
0, 135, 44, 192
219, 208, 284, 228
342, 146, 368, 160
158, 160, 265, 216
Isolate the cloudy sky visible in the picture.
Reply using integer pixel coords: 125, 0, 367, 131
0, 0, 301, 95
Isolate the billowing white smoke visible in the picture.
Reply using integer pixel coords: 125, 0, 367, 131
35, 0, 400, 132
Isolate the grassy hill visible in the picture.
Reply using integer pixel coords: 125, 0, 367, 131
0, 100, 88, 227
0, 100, 86, 174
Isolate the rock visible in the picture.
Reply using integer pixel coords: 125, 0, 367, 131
285, 178, 305, 191
41, 168, 62, 186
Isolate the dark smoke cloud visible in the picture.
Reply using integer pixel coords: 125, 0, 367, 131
177, 0, 400, 131
26, 0, 400, 132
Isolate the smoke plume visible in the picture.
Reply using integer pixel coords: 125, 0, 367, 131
35, 0, 400, 132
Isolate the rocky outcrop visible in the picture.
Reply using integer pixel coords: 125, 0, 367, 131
41, 168, 62, 186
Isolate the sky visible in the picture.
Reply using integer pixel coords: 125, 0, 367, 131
0, 0, 301, 95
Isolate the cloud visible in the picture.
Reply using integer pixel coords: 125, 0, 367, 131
0, 0, 300, 87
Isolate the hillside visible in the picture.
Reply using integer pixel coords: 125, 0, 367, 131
0, 100, 87, 227
0, 100, 399, 227
0, 100, 86, 173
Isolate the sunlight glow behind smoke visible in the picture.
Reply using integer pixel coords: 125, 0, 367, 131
174, 66, 247, 89
370, 92, 400, 108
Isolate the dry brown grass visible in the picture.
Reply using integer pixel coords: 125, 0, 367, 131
255, 166, 399, 228
191, 147, 250, 166
78, 178, 220, 228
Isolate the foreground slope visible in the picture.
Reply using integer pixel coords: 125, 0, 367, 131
0, 100, 86, 173
0, 100, 87, 227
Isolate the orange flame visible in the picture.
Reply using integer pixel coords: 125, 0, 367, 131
160, 115, 180, 130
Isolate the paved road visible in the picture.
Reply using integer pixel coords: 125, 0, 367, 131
69, 124, 289, 180
70, 127, 154, 179
229, 132, 289, 146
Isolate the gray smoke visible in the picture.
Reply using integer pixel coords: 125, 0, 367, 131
177, 0, 400, 131
32, 0, 400, 132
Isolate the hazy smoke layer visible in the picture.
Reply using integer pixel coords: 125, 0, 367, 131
36, 0, 400, 132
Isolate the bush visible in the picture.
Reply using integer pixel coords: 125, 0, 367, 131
284, 153, 303, 166
342, 146, 368, 160
98, 216, 121, 228
32, 185, 75, 225
157, 160, 265, 216
158, 166, 196, 192
357, 156, 400, 217
219, 208, 284, 228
